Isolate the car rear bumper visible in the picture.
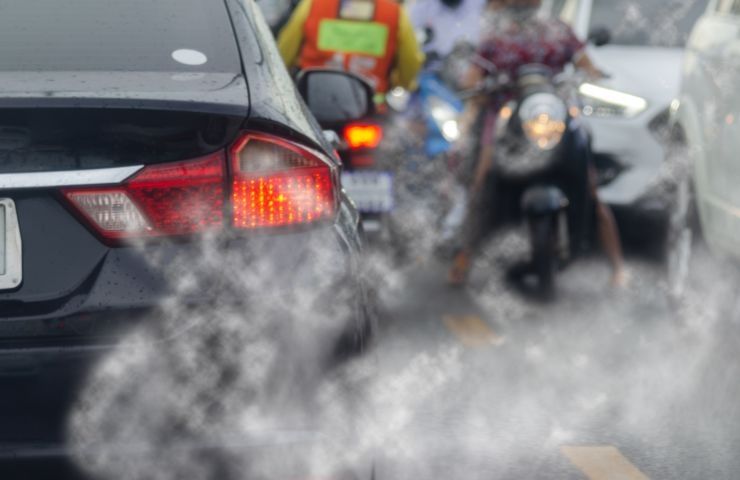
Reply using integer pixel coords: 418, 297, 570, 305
0, 340, 373, 478
0, 219, 369, 340
0, 218, 374, 466
0, 434, 371, 480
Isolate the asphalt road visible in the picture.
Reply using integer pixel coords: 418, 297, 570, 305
368, 237, 740, 479
4, 230, 739, 480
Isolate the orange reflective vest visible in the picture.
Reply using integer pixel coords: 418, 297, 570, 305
299, 0, 400, 94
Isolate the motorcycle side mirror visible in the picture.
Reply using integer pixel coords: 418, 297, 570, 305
588, 26, 611, 47
296, 69, 375, 127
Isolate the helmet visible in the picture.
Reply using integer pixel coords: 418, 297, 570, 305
441, 0, 464, 8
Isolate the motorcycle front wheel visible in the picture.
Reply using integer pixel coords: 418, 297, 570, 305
530, 215, 558, 299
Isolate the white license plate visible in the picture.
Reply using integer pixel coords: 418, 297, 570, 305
342, 171, 394, 213
0, 198, 22, 291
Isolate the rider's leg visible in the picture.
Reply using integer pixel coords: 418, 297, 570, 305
589, 167, 628, 287
449, 142, 496, 285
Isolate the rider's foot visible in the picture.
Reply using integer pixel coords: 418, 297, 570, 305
610, 268, 631, 289
448, 251, 471, 286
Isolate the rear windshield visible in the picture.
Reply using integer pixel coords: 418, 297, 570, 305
0, 0, 241, 72
589, 0, 709, 48
0, 109, 243, 172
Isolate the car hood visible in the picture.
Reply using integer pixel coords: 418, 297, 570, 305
0, 71, 249, 116
588, 46, 685, 106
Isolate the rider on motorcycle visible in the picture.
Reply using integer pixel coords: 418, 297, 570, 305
277, 0, 424, 96
409, 0, 486, 59
404, 0, 487, 251
448, 0, 628, 287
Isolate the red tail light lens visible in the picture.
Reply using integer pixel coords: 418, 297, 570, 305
63, 152, 225, 240
63, 132, 335, 242
343, 124, 383, 150
230, 133, 336, 229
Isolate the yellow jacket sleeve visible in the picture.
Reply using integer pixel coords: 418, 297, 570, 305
392, 7, 425, 91
277, 0, 312, 68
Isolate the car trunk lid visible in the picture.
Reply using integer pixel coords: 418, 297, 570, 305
0, 104, 245, 311
0, 71, 249, 117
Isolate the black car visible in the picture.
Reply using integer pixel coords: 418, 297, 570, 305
0, 1, 376, 478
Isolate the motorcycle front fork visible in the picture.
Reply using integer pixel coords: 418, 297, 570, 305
556, 210, 571, 263
527, 210, 571, 263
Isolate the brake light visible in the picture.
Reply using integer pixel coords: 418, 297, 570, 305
63, 133, 336, 242
343, 124, 383, 150
230, 133, 336, 229
63, 153, 225, 240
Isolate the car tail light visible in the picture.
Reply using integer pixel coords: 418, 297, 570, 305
63, 132, 336, 242
63, 152, 225, 240
230, 133, 337, 229
343, 124, 383, 150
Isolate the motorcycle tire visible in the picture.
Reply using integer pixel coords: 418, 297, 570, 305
530, 216, 558, 299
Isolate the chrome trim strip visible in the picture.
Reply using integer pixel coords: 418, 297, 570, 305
0, 198, 22, 291
0, 166, 143, 189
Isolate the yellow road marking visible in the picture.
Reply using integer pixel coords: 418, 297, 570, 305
561, 446, 650, 480
442, 315, 504, 347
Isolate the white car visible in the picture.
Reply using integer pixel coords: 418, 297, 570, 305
676, 0, 740, 261
547, 0, 709, 240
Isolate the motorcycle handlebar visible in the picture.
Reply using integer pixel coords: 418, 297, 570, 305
458, 63, 594, 101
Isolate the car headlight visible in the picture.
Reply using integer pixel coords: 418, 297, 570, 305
519, 93, 567, 151
428, 96, 461, 142
578, 83, 648, 118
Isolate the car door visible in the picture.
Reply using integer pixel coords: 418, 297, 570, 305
687, 0, 740, 210
717, 0, 740, 206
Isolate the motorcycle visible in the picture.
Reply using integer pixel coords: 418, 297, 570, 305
466, 63, 596, 297
336, 116, 396, 239
293, 69, 393, 241
382, 47, 472, 254
318, 56, 463, 247
303, 86, 397, 244
387, 69, 464, 159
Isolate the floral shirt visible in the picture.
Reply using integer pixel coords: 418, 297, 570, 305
477, 13, 585, 76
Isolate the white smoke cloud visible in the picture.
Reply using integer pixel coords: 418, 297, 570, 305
66, 2, 740, 477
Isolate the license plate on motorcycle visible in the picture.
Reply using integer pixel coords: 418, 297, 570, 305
0, 199, 22, 291
342, 171, 394, 213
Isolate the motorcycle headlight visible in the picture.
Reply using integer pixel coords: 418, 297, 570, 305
428, 96, 461, 142
578, 83, 648, 118
387, 87, 411, 112
519, 93, 567, 151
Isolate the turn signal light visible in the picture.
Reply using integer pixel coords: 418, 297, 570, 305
343, 124, 383, 150
230, 133, 337, 229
